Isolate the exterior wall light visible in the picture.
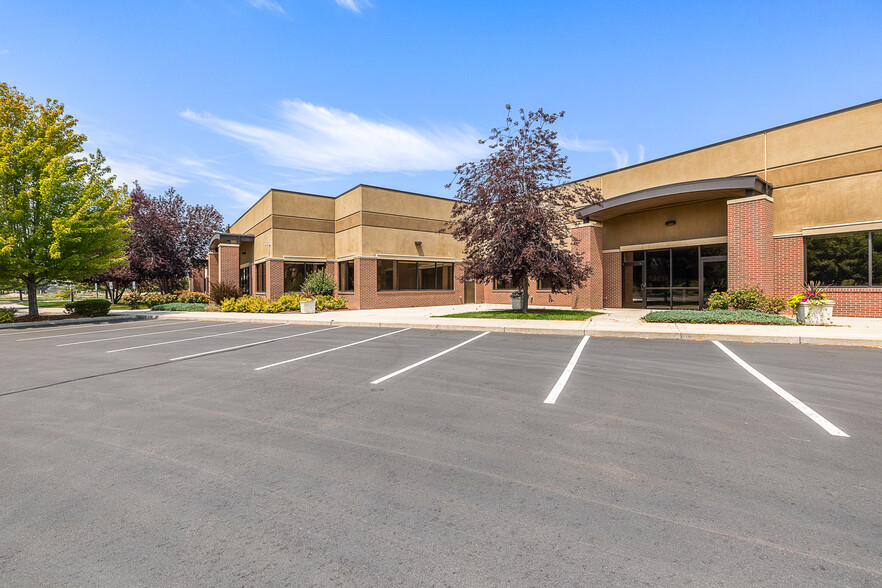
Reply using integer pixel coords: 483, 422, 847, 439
415, 241, 422, 245
665, 220, 676, 226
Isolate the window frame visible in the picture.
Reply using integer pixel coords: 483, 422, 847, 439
255, 262, 266, 293
338, 260, 355, 292
375, 259, 455, 292
804, 230, 880, 288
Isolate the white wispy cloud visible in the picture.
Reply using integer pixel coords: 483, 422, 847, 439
181, 100, 485, 175
335, 0, 372, 13
0, 49, 9, 55
104, 156, 192, 189
558, 135, 637, 169
177, 158, 267, 205
246, 0, 285, 13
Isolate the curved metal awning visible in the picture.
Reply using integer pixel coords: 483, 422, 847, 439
209, 232, 255, 249
576, 175, 771, 222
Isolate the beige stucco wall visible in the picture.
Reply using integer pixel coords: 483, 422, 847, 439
575, 100, 882, 237
360, 226, 462, 259
361, 185, 454, 220
270, 190, 335, 221
230, 192, 273, 234
602, 200, 728, 250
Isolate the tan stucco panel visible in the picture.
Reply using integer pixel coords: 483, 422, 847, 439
766, 102, 882, 168
362, 212, 449, 233
334, 187, 362, 220
335, 212, 362, 233
360, 226, 464, 259
361, 186, 454, 221
335, 226, 362, 258
230, 192, 272, 234
272, 215, 334, 233
766, 147, 882, 188
270, 228, 335, 259
602, 199, 728, 250
270, 190, 335, 220
773, 171, 882, 234
596, 135, 765, 199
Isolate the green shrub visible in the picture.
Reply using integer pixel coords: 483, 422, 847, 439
209, 281, 242, 306
121, 292, 145, 309
302, 269, 336, 297
151, 302, 207, 311
219, 293, 346, 313
175, 291, 210, 304
315, 295, 347, 310
64, 299, 112, 317
644, 309, 796, 325
705, 285, 785, 314
0, 308, 16, 323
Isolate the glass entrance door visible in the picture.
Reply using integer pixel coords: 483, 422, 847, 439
622, 262, 644, 307
700, 258, 727, 308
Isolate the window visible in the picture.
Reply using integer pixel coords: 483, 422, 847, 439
255, 263, 266, 292
338, 260, 355, 292
494, 278, 516, 290
239, 267, 250, 295
397, 261, 418, 290
377, 259, 395, 291
806, 231, 881, 287
284, 262, 322, 293
375, 260, 455, 291
537, 277, 566, 290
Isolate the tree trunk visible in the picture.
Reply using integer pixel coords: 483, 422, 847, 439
520, 276, 530, 314
26, 280, 39, 317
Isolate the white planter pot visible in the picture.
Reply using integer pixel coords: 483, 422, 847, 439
796, 301, 834, 325
299, 299, 316, 314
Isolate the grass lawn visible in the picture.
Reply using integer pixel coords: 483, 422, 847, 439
644, 309, 797, 325
436, 309, 602, 321
151, 302, 207, 312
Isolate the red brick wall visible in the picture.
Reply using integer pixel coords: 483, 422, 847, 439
774, 236, 804, 301
602, 251, 623, 308
728, 197, 774, 293
217, 244, 240, 288
824, 289, 882, 318
351, 258, 467, 310
207, 251, 218, 291
188, 267, 206, 292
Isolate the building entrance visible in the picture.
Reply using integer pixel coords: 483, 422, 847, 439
622, 244, 727, 309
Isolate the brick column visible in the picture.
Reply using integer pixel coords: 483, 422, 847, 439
727, 195, 775, 293
266, 259, 285, 299
218, 244, 240, 288
602, 251, 623, 308
207, 251, 219, 292
774, 236, 804, 303
570, 223, 604, 309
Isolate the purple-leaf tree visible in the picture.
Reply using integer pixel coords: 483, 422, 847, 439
447, 106, 602, 313
127, 183, 224, 294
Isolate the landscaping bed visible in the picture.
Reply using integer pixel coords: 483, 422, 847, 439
151, 302, 208, 312
437, 309, 602, 321
644, 310, 797, 325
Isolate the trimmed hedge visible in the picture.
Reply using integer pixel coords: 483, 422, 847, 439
220, 294, 347, 313
151, 302, 208, 312
706, 285, 786, 314
64, 299, 112, 317
644, 309, 797, 325
0, 308, 16, 323
122, 290, 211, 309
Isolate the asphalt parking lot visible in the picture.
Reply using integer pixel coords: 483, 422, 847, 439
1, 319, 880, 586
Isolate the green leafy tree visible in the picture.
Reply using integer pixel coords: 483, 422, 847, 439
0, 83, 131, 316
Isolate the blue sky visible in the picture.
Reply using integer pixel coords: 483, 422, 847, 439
2, 0, 881, 224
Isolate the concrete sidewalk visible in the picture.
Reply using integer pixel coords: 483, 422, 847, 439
128, 304, 882, 347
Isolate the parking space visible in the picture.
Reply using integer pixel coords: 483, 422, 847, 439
1, 319, 880, 585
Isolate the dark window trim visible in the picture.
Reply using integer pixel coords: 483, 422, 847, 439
804, 230, 881, 288
377, 259, 454, 292
338, 260, 355, 293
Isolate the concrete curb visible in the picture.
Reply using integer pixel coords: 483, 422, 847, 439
131, 310, 882, 348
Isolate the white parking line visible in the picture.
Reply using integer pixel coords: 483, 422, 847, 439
1, 319, 136, 336
371, 331, 490, 384
106, 324, 285, 353
543, 335, 590, 405
712, 341, 849, 437
57, 323, 231, 347
169, 326, 344, 361
17, 321, 185, 341
254, 328, 410, 372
